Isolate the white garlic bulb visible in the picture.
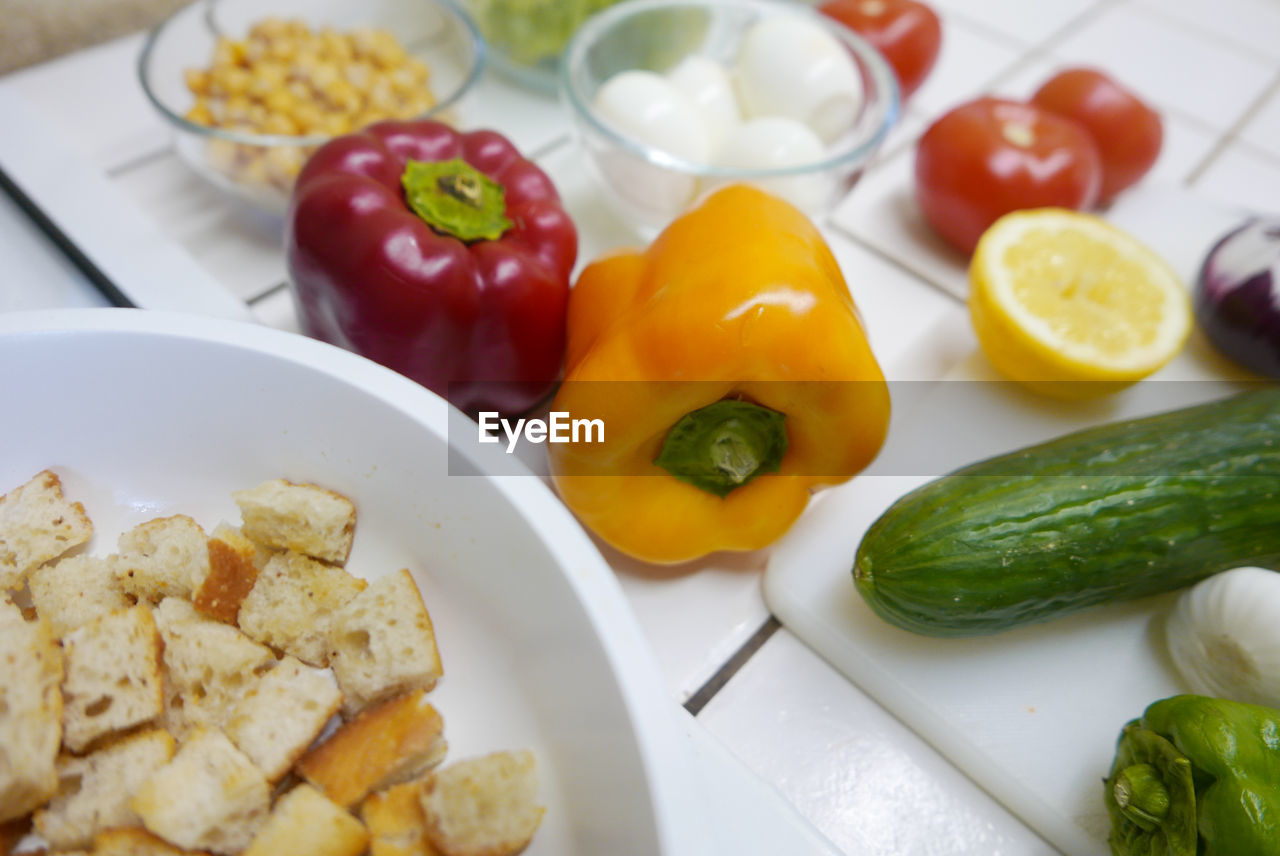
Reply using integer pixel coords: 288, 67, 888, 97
1166, 566, 1280, 707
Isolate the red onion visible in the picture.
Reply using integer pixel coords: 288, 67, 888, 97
1194, 217, 1280, 378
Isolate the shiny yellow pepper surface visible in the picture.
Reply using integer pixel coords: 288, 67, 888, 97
548, 186, 891, 564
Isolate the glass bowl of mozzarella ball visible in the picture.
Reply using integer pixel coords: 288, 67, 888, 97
561, 0, 900, 234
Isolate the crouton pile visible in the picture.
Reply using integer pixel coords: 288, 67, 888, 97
0, 470, 544, 856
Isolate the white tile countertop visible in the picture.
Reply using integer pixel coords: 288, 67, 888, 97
1, 0, 1278, 853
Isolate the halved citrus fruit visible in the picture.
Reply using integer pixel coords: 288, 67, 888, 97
969, 208, 1192, 398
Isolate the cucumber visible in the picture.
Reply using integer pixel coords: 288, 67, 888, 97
854, 387, 1280, 637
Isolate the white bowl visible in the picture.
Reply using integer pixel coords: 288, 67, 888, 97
0, 308, 697, 855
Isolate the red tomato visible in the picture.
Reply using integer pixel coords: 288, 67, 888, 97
1031, 67, 1163, 202
818, 0, 942, 99
913, 97, 1103, 254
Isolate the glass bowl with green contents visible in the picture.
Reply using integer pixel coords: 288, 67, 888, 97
465, 0, 623, 93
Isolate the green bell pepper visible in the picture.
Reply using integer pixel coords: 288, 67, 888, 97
1104, 694, 1280, 855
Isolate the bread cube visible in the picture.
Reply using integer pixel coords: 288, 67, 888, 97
34, 728, 174, 849
0, 470, 92, 591
233, 478, 356, 565
224, 655, 343, 781
362, 780, 434, 856
193, 524, 264, 624
0, 817, 31, 854
153, 598, 276, 739
132, 728, 271, 855
113, 515, 208, 602
420, 751, 544, 856
61, 604, 164, 753
297, 689, 446, 808
0, 600, 63, 823
237, 550, 365, 666
28, 553, 131, 638
329, 568, 443, 715
93, 826, 214, 855
242, 784, 369, 856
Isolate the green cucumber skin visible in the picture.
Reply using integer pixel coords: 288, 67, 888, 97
854, 388, 1280, 637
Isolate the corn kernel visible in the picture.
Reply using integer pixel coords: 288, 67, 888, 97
348, 27, 379, 59
406, 58, 431, 83
211, 36, 245, 68
261, 113, 299, 136
370, 39, 407, 69
351, 111, 384, 131
387, 67, 420, 94
184, 99, 214, 126
323, 80, 361, 113
250, 17, 289, 41
344, 60, 374, 90
308, 61, 340, 91
184, 68, 211, 96
290, 102, 325, 133
403, 93, 435, 118
268, 38, 295, 63
224, 95, 253, 122
320, 113, 351, 136
262, 88, 295, 116
319, 29, 353, 63
247, 61, 287, 96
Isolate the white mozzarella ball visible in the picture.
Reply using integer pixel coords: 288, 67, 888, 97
591, 69, 713, 222
733, 14, 864, 144
712, 116, 828, 212
665, 55, 741, 152
592, 69, 712, 163
717, 115, 825, 169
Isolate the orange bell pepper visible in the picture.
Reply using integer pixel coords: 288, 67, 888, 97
548, 185, 890, 564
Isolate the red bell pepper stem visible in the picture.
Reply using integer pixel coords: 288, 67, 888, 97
401, 157, 514, 242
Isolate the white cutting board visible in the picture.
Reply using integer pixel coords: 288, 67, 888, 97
764, 187, 1267, 855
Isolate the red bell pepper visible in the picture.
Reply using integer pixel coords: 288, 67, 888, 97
285, 119, 577, 415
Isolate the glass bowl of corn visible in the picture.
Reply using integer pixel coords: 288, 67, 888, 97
139, 0, 484, 216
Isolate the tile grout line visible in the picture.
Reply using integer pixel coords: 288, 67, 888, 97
840, 226, 966, 305
1230, 135, 1280, 173
247, 280, 289, 306
1127, 0, 1280, 69
984, 0, 1121, 86
528, 133, 571, 163
683, 616, 781, 717
104, 142, 176, 178
1185, 68, 1280, 187
926, 9, 1033, 56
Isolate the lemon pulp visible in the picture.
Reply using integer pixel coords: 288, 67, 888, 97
969, 208, 1191, 398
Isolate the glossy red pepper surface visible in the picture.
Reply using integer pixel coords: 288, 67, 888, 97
285, 120, 577, 415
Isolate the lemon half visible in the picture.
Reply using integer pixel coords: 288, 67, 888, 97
969, 208, 1192, 399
